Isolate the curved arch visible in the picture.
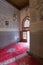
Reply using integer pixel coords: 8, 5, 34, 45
20, 16, 30, 42
22, 16, 30, 31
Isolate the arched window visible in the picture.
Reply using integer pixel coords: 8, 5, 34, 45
24, 19, 30, 27
22, 16, 30, 31
21, 16, 30, 42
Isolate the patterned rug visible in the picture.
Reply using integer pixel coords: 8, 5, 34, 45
7, 55, 41, 65
16, 56, 41, 65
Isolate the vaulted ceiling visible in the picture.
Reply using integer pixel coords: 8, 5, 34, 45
6, 0, 29, 10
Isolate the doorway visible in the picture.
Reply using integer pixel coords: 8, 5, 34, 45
21, 16, 30, 49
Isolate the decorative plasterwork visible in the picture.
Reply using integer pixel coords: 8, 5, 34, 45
0, 14, 9, 28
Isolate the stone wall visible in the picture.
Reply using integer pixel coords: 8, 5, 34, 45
30, 0, 43, 58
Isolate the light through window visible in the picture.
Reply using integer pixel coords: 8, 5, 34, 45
24, 19, 30, 27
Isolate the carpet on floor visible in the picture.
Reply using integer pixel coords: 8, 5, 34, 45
7, 56, 41, 65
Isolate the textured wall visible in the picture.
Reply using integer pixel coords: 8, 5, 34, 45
0, 0, 20, 48
20, 6, 30, 31
30, 0, 43, 58
0, 0, 20, 29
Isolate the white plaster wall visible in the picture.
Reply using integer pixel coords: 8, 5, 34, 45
0, 0, 20, 48
0, 0, 20, 31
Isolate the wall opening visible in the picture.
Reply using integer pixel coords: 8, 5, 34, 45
22, 16, 30, 49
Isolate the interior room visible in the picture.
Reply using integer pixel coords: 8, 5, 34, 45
0, 0, 43, 65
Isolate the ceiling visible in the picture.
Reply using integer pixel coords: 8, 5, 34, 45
6, 0, 29, 10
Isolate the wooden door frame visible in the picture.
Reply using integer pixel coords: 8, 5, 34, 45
21, 16, 30, 42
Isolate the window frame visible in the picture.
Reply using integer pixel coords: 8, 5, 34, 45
22, 16, 30, 31
21, 16, 30, 42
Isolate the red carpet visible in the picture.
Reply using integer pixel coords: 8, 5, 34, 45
7, 56, 41, 65
7, 62, 18, 65
0, 44, 41, 65
0, 44, 28, 62
16, 56, 41, 65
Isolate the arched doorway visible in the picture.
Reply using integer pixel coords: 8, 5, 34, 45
20, 16, 30, 48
